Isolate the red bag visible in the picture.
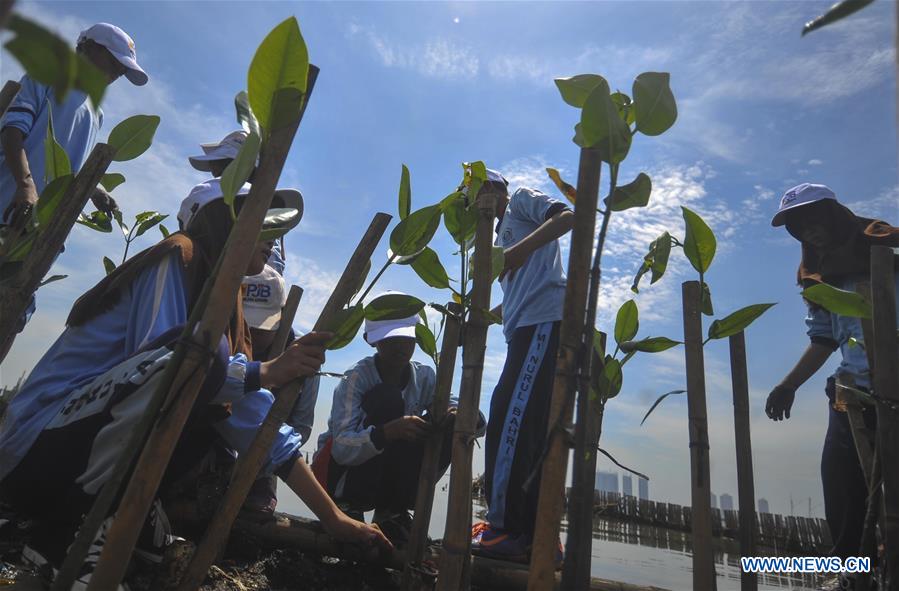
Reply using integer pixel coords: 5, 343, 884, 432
311, 437, 333, 488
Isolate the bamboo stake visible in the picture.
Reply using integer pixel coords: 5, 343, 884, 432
175, 212, 392, 591
870, 245, 899, 587
85, 68, 320, 591
403, 302, 463, 591
270, 285, 303, 355
682, 280, 716, 591
0, 143, 115, 362
435, 193, 496, 591
527, 147, 602, 591
728, 332, 757, 591
0, 80, 20, 118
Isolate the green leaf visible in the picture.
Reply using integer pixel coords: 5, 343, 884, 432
606, 173, 651, 212
491, 246, 505, 283
248, 17, 309, 134
802, 0, 875, 36
442, 196, 478, 246
707, 303, 776, 341
701, 282, 714, 316
38, 274, 67, 288
159, 224, 170, 239
848, 336, 865, 350
620, 337, 682, 353
220, 131, 261, 209
802, 283, 872, 319
387, 247, 424, 265
682, 206, 716, 274
610, 91, 636, 126
598, 356, 623, 400
36, 176, 73, 227
398, 164, 411, 221
554, 74, 606, 108
76, 210, 113, 233
411, 247, 451, 289
632, 72, 677, 136
107, 115, 161, 162
351, 259, 372, 301
44, 101, 72, 184
546, 167, 576, 205
364, 293, 426, 321
4, 15, 107, 107
234, 91, 261, 137
482, 308, 503, 326
641, 390, 687, 426
113, 209, 129, 237
614, 300, 639, 345
631, 231, 672, 293
100, 173, 126, 192
415, 322, 438, 363
581, 79, 632, 163
103, 256, 117, 275
324, 304, 364, 350
134, 213, 168, 238
390, 205, 442, 256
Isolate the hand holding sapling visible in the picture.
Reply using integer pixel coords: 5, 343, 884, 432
383, 415, 430, 441
260, 331, 332, 389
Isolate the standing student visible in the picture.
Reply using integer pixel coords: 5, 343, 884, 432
0, 181, 388, 589
765, 183, 898, 589
0, 22, 148, 338
471, 170, 574, 564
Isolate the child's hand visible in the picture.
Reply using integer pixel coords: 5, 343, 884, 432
260, 331, 332, 389
3, 177, 38, 227
383, 415, 430, 441
325, 512, 394, 551
499, 243, 528, 281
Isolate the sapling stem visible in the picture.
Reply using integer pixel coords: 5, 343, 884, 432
355, 255, 395, 304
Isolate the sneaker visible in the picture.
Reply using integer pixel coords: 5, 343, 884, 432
373, 510, 413, 548
470, 522, 529, 564
134, 499, 184, 564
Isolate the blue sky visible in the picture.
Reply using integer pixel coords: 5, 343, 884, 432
1, 1, 896, 518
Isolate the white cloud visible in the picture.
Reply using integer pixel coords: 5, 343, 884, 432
846, 184, 899, 220
808, 159, 823, 166
498, 155, 565, 194
346, 24, 479, 80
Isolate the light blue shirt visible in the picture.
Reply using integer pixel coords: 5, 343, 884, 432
495, 187, 569, 342
0, 252, 305, 480
805, 273, 899, 389
0, 75, 103, 215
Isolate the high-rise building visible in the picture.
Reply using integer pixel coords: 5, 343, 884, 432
638, 477, 649, 500
758, 498, 770, 513
711, 493, 718, 509
720, 493, 734, 511
622, 474, 633, 497
595, 471, 618, 494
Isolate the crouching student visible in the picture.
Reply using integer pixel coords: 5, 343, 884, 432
313, 310, 485, 547
0, 181, 388, 589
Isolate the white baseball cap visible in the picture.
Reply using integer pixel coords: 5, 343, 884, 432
189, 131, 249, 172
177, 178, 304, 231
364, 314, 419, 345
77, 23, 148, 86
772, 183, 837, 227
242, 265, 287, 331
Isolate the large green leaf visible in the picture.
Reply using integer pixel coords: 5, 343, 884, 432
620, 336, 682, 353
641, 390, 686, 425
103, 256, 117, 275
606, 173, 651, 212
546, 167, 576, 205
390, 205, 442, 256
134, 213, 168, 238
398, 164, 411, 220
802, 0, 875, 36
4, 15, 107, 107
632, 72, 677, 136
35, 175, 73, 227
610, 91, 636, 126
491, 245, 505, 283
248, 17, 309, 134
99, 173, 126, 192
415, 322, 438, 364
411, 247, 451, 289
707, 303, 776, 341
631, 231, 671, 293
220, 131, 260, 211
442, 196, 478, 246
364, 293, 426, 321
701, 282, 714, 316
597, 356, 623, 400
581, 80, 632, 163
802, 283, 872, 319
234, 91, 261, 137
107, 115, 160, 162
77, 210, 113, 233
682, 206, 716, 274
614, 300, 639, 345
38, 274, 67, 288
554, 74, 606, 108
44, 102, 72, 185
325, 304, 364, 350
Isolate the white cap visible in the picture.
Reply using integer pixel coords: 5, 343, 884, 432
772, 183, 838, 227
242, 265, 287, 331
189, 131, 249, 172
364, 314, 418, 345
78, 23, 148, 86
177, 178, 304, 231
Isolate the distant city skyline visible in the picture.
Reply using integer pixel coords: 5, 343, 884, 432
711, 492, 718, 509
758, 498, 770, 514
638, 477, 649, 501
596, 470, 618, 494
622, 474, 633, 497
720, 493, 734, 512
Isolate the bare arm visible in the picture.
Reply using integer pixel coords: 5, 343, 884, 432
778, 342, 833, 390
1, 126, 37, 223
499, 209, 574, 281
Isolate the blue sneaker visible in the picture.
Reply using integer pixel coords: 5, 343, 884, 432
470, 521, 529, 564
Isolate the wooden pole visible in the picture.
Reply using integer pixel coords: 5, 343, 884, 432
84, 68, 320, 591
0, 143, 115, 361
435, 192, 496, 591
0, 80, 20, 118
270, 285, 303, 354
728, 331, 757, 591
871, 245, 899, 587
403, 302, 463, 591
682, 280, 716, 591
175, 212, 392, 591
527, 147, 602, 590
